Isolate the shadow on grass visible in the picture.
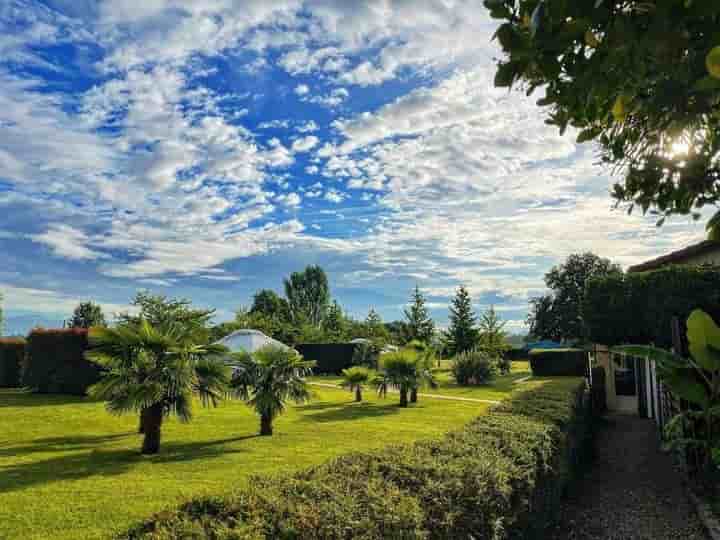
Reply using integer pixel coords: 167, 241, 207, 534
0, 389, 93, 408
296, 400, 401, 423
0, 434, 259, 494
0, 433, 135, 458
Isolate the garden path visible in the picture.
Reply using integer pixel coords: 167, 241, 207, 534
549, 414, 707, 540
307, 381, 501, 404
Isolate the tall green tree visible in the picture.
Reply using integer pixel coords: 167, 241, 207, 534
87, 320, 230, 454
118, 293, 214, 343
283, 265, 330, 327
362, 308, 390, 346
528, 253, 621, 342
68, 301, 107, 329
403, 285, 435, 344
485, 0, 720, 225
231, 346, 314, 436
322, 301, 346, 342
249, 289, 290, 321
445, 286, 478, 356
477, 306, 511, 374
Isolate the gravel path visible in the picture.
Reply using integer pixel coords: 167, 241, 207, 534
549, 414, 707, 540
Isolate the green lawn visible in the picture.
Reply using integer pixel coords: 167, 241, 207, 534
0, 385, 495, 540
311, 360, 532, 402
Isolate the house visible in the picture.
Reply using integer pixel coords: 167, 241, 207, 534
628, 238, 720, 273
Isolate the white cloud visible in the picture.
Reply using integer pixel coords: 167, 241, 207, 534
30, 225, 106, 261
291, 135, 319, 153
275, 192, 302, 207
294, 84, 309, 96
0, 282, 133, 317
296, 120, 319, 133
324, 189, 345, 204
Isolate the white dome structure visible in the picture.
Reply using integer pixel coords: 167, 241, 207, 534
216, 329, 291, 354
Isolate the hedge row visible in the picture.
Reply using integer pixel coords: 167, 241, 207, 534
23, 328, 100, 395
584, 266, 720, 348
0, 338, 26, 387
529, 348, 587, 377
122, 378, 591, 540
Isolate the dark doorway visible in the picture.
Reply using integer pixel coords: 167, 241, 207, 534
614, 355, 637, 396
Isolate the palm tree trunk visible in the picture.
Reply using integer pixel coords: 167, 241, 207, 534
399, 388, 408, 407
138, 407, 150, 434
260, 413, 273, 436
410, 387, 418, 403
355, 386, 362, 402
141, 403, 163, 455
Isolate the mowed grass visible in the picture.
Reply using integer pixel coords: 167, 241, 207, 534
311, 360, 532, 402
0, 385, 491, 540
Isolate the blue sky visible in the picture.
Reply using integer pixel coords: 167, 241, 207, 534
0, 0, 707, 335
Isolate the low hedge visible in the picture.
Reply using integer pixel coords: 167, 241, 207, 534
0, 338, 26, 387
23, 328, 100, 395
123, 378, 591, 540
529, 348, 587, 377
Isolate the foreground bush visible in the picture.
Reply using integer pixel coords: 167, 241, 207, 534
23, 328, 99, 395
529, 348, 587, 377
123, 378, 591, 540
451, 348, 497, 385
0, 338, 25, 387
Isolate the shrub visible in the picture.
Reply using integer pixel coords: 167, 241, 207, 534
584, 266, 720, 347
0, 338, 25, 387
529, 348, 587, 377
451, 349, 497, 385
23, 328, 100, 395
122, 378, 591, 540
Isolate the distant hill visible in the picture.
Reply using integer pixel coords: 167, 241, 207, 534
3, 313, 64, 337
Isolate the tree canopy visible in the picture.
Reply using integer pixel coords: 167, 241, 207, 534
283, 265, 331, 327
528, 252, 621, 342
68, 301, 107, 329
403, 285, 435, 344
485, 0, 720, 224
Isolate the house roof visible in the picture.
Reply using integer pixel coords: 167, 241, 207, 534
627, 239, 720, 273
215, 329, 290, 353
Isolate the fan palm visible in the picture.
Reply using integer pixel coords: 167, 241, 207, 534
231, 345, 315, 436
340, 366, 373, 402
86, 319, 231, 455
410, 349, 438, 404
374, 351, 418, 407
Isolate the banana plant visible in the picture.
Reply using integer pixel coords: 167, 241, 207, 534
613, 309, 720, 475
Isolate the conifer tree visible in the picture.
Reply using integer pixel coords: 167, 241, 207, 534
323, 301, 346, 342
445, 286, 478, 356
403, 285, 435, 344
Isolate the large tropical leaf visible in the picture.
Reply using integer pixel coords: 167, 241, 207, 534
687, 309, 720, 371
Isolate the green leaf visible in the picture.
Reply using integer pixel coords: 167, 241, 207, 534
693, 76, 720, 92
494, 62, 517, 88
687, 309, 720, 371
665, 372, 709, 407
576, 127, 599, 143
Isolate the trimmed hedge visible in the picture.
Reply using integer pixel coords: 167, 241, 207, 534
122, 378, 591, 540
529, 348, 587, 377
295, 343, 378, 374
0, 338, 26, 387
23, 328, 101, 395
584, 266, 720, 347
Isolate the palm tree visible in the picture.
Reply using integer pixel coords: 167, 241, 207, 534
231, 345, 314, 436
374, 351, 418, 407
87, 320, 231, 455
340, 366, 373, 402
410, 349, 438, 404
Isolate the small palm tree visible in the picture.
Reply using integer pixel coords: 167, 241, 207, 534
340, 366, 373, 402
374, 351, 418, 407
231, 345, 314, 436
410, 350, 438, 403
87, 320, 231, 455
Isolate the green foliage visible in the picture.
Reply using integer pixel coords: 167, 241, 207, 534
67, 301, 107, 329
87, 320, 231, 454
584, 266, 720, 347
284, 265, 331, 327
529, 253, 621, 342
341, 366, 374, 402
478, 306, 511, 373
451, 349, 498, 386
403, 285, 435, 344
23, 328, 100, 395
0, 338, 25, 388
361, 308, 390, 347
231, 345, 315, 436
249, 289, 290, 321
614, 309, 720, 478
322, 300, 347, 341
374, 351, 421, 407
444, 286, 478, 357
118, 292, 215, 343
485, 0, 720, 223
529, 348, 587, 377
122, 378, 591, 540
